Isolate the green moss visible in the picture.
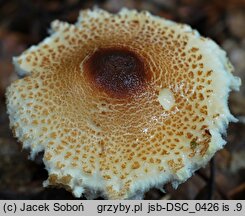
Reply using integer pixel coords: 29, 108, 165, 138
190, 140, 198, 149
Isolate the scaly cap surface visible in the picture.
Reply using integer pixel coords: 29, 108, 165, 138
6, 8, 241, 199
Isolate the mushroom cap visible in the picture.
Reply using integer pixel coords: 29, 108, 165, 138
6, 8, 241, 199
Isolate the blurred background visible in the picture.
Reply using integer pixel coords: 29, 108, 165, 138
0, 0, 244, 199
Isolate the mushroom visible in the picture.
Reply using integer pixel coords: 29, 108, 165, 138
6, 8, 241, 199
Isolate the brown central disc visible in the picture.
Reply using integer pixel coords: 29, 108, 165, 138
84, 47, 147, 97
